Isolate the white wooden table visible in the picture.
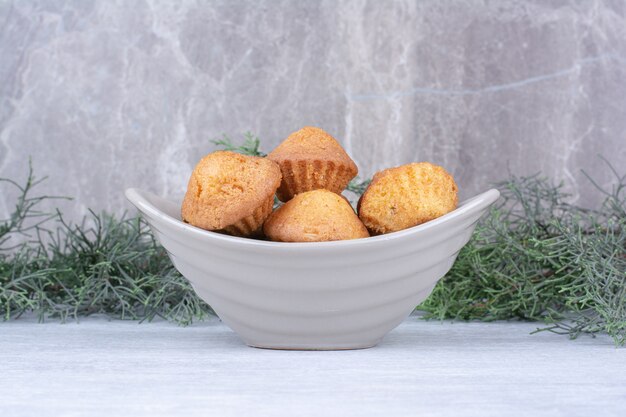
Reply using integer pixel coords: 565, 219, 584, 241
1, 314, 624, 417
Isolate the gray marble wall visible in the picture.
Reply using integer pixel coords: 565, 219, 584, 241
1, 0, 625, 222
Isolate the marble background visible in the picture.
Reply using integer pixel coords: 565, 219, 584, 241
1, 0, 625, 222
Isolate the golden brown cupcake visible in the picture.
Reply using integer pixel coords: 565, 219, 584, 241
264, 189, 369, 242
268, 126, 358, 202
358, 162, 458, 235
181, 151, 281, 237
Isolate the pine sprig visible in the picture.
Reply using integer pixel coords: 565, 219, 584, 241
346, 177, 371, 196
0, 168, 211, 324
211, 132, 265, 157
418, 168, 625, 345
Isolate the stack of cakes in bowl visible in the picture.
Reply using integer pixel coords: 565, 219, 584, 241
181, 127, 458, 242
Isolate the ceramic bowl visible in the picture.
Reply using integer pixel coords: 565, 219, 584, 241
125, 188, 500, 350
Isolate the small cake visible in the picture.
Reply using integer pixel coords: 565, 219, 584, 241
358, 162, 458, 235
264, 189, 369, 242
181, 151, 281, 237
267, 126, 358, 202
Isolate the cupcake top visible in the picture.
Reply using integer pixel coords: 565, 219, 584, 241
264, 189, 369, 242
181, 151, 281, 231
268, 127, 357, 167
268, 127, 358, 201
358, 162, 458, 235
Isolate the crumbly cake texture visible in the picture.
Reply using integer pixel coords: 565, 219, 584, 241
264, 189, 369, 242
181, 151, 282, 236
358, 162, 458, 235
267, 126, 358, 202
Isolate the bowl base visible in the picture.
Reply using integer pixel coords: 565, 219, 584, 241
245, 339, 382, 351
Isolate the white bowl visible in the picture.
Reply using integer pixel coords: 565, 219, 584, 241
126, 188, 499, 350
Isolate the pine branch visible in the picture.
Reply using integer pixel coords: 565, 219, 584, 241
1, 136, 624, 345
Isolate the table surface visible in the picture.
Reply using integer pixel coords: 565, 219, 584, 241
1, 314, 625, 417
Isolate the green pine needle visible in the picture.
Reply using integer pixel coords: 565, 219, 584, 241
418, 170, 626, 345
211, 132, 265, 157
